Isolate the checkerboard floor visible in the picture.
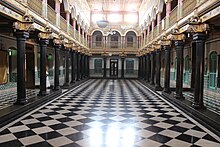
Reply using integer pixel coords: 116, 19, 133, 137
0, 79, 219, 147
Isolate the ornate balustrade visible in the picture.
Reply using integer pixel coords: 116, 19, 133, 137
183, 0, 197, 17
27, 0, 42, 16
47, 5, 56, 25
170, 7, 178, 27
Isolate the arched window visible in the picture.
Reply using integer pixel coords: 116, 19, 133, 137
171, 0, 178, 10
92, 31, 103, 48
184, 55, 190, 83
125, 31, 137, 48
209, 51, 217, 89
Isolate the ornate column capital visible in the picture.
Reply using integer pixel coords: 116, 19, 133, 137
38, 26, 52, 40
13, 14, 34, 32
158, 35, 172, 47
187, 15, 209, 34
168, 27, 185, 41
53, 34, 64, 46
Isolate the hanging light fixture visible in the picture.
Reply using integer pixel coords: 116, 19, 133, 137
96, 0, 109, 28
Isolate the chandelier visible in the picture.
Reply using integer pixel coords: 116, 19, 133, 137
97, 20, 109, 28
96, 0, 109, 28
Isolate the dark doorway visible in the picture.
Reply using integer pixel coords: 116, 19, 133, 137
110, 59, 118, 77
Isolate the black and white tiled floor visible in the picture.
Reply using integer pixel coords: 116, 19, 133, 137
0, 79, 219, 147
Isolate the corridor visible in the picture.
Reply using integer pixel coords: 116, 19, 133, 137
0, 79, 219, 147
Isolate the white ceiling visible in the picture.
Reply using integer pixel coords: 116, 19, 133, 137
86, 0, 143, 12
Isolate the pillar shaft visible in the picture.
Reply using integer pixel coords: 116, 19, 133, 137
155, 49, 162, 90
121, 57, 125, 78
103, 57, 107, 78
64, 49, 70, 86
54, 44, 61, 90
143, 56, 146, 80
175, 41, 184, 99
163, 46, 171, 93
192, 33, 206, 108
81, 54, 84, 79
71, 51, 76, 83
146, 54, 150, 82
150, 52, 156, 85
76, 52, 80, 81
218, 54, 220, 88
15, 31, 29, 104
39, 39, 49, 96
191, 42, 196, 90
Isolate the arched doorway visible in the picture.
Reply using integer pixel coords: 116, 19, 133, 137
184, 55, 190, 84
209, 51, 217, 89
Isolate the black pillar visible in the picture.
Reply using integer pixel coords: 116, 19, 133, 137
218, 54, 220, 88
175, 40, 184, 99
76, 52, 80, 81
14, 31, 29, 104
146, 54, 150, 82
80, 54, 84, 79
63, 49, 70, 86
84, 55, 87, 78
71, 50, 76, 83
38, 39, 49, 96
87, 56, 90, 77
140, 56, 143, 79
155, 49, 162, 90
163, 46, 171, 93
121, 57, 125, 78
54, 44, 61, 90
143, 56, 146, 80
150, 52, 156, 85
103, 57, 107, 78
191, 42, 196, 90
138, 57, 141, 78
192, 33, 206, 109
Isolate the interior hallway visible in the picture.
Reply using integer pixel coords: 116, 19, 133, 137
0, 79, 219, 147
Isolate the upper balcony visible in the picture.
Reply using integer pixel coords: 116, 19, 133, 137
90, 30, 139, 54
25, 0, 89, 47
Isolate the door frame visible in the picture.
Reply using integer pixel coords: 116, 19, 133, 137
110, 59, 118, 77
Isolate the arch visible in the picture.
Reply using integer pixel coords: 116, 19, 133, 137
157, 0, 165, 13
109, 29, 122, 36
151, 7, 157, 21
76, 14, 81, 25
125, 31, 137, 37
81, 20, 85, 29
70, 6, 76, 19
125, 31, 137, 48
91, 29, 104, 36
146, 14, 151, 26
209, 51, 218, 89
62, 0, 70, 13
184, 55, 190, 83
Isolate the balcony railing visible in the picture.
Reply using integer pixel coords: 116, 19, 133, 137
47, 5, 56, 25
125, 42, 138, 48
183, 0, 197, 17
92, 41, 104, 48
60, 16, 67, 32
170, 7, 178, 27
91, 41, 138, 49
27, 0, 42, 16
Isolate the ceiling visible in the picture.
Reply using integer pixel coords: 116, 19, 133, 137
86, 0, 143, 13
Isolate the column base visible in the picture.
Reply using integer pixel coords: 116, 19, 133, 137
53, 86, 61, 91
175, 93, 185, 99
155, 85, 163, 91
150, 82, 155, 85
70, 80, 76, 84
163, 88, 171, 94
38, 90, 49, 96
14, 99, 28, 105
63, 83, 70, 89
192, 102, 205, 109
